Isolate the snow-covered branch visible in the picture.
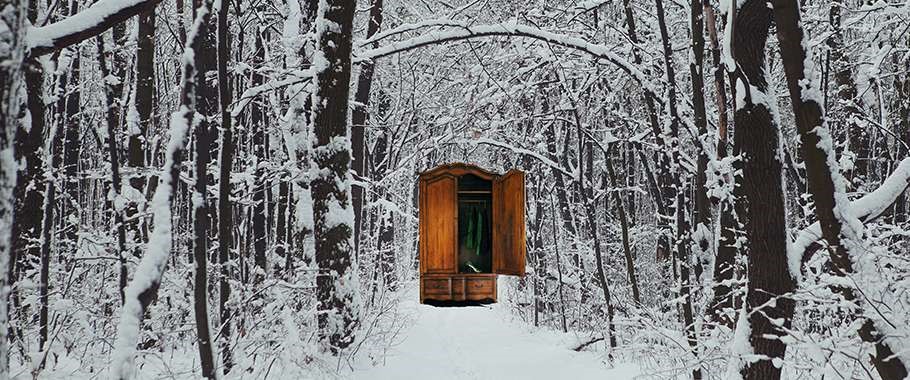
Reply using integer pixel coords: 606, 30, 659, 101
790, 157, 910, 278
230, 73, 312, 118
471, 137, 574, 179
355, 20, 659, 98
26, 0, 162, 57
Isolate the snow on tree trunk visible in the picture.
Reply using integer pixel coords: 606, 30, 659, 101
190, 0, 216, 375
110, 2, 211, 377
0, 1, 25, 376
727, 1, 796, 379
311, 0, 361, 354
96, 32, 129, 305
25, 0, 163, 57
214, 0, 233, 372
351, 0, 384, 276
770, 1, 908, 378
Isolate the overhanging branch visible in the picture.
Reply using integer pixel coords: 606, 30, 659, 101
27, 0, 163, 57
354, 21, 661, 99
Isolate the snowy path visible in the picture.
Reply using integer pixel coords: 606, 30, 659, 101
354, 282, 640, 380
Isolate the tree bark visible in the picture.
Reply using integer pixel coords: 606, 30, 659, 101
770, 1, 908, 378
605, 147, 640, 304
111, 2, 212, 377
11, 0, 47, 310
689, 0, 712, 279
621, 0, 673, 261
827, 2, 868, 188
191, 0, 216, 376
731, 2, 796, 378
0, 1, 25, 376
311, 0, 359, 354
215, 0, 233, 372
654, 0, 701, 376
250, 31, 268, 279
704, 0, 738, 328
128, 5, 155, 254
351, 0, 384, 263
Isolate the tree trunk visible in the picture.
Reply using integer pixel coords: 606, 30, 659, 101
128, 5, 155, 254
704, 0, 738, 328
654, 0, 701, 376
311, 0, 359, 354
605, 147, 640, 304
215, 0, 234, 372
0, 1, 25, 376
581, 185, 617, 355
770, 1, 908, 378
12, 0, 48, 312
731, 2, 795, 378
826, 2, 868, 189
111, 1, 212, 377
191, 0, 217, 376
251, 31, 268, 279
351, 0, 384, 263
689, 0, 712, 279
95, 33, 130, 306
622, 0, 673, 261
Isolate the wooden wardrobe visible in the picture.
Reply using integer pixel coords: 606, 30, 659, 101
418, 163, 526, 303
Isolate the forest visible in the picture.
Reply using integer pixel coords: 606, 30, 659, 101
0, 0, 909, 379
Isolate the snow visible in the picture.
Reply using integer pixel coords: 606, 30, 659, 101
354, 285, 641, 379
110, 106, 192, 379
26, 0, 153, 52
231, 74, 311, 118
789, 158, 910, 279
110, 2, 209, 377
355, 20, 658, 97
724, 308, 751, 380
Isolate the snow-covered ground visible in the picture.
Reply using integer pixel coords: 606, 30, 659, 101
354, 283, 640, 380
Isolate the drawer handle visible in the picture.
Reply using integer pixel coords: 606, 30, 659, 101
473, 282, 486, 288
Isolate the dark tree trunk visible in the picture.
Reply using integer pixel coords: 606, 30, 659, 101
654, 0, 700, 376
215, 0, 234, 372
689, 0, 712, 278
704, 0, 737, 329
372, 128, 396, 290
61, 23, 81, 260
732, 2, 796, 378
351, 0, 384, 262
827, 2, 868, 189
251, 31, 268, 279
622, 0, 673, 261
276, 180, 290, 278
111, 2, 210, 377
605, 147, 640, 304
771, 1, 908, 378
11, 0, 48, 306
0, 2, 25, 375
896, 52, 910, 224
543, 114, 578, 262
128, 5, 155, 254
96, 33, 128, 305
581, 185, 617, 354
191, 0, 216, 377
311, 0, 359, 354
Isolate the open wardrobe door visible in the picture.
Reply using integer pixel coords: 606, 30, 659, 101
419, 174, 458, 274
492, 169, 526, 276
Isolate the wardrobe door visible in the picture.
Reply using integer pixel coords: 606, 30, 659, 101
419, 174, 457, 274
493, 169, 526, 276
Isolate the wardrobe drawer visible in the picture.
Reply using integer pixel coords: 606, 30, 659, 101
465, 277, 494, 294
423, 278, 451, 295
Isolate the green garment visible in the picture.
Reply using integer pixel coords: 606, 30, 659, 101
464, 206, 484, 255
